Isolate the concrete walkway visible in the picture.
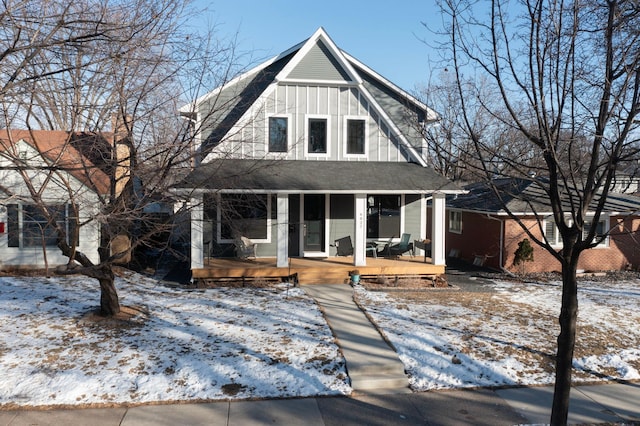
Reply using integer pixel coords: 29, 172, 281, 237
304, 283, 410, 394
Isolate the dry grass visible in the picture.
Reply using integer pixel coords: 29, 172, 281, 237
366, 288, 640, 382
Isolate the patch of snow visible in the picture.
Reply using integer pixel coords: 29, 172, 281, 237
0, 272, 350, 407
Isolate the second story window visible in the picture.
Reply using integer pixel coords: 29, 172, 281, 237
346, 119, 366, 154
308, 118, 327, 154
268, 117, 288, 153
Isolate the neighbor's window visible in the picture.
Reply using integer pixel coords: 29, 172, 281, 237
544, 217, 608, 247
583, 217, 608, 247
346, 119, 366, 155
544, 219, 561, 246
7, 204, 79, 248
449, 210, 462, 233
219, 194, 270, 241
268, 117, 288, 153
308, 118, 327, 154
367, 195, 401, 239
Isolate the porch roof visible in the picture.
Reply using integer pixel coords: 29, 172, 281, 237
174, 159, 464, 194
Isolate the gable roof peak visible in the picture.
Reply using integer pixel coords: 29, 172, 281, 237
276, 27, 362, 85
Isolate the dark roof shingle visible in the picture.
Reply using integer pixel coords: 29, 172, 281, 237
175, 160, 463, 193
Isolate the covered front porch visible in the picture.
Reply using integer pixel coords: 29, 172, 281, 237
174, 160, 466, 276
193, 255, 445, 285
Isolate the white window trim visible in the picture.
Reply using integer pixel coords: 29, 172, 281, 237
216, 194, 272, 244
449, 210, 462, 234
343, 116, 368, 158
305, 114, 331, 158
265, 114, 291, 156
543, 215, 609, 248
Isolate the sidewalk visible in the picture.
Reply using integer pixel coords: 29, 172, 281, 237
2, 283, 639, 425
2, 383, 639, 425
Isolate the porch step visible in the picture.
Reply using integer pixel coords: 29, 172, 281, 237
297, 270, 350, 285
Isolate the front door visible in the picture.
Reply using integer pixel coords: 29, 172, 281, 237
303, 194, 325, 253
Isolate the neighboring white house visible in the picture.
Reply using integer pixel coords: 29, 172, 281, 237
174, 28, 464, 272
0, 130, 111, 269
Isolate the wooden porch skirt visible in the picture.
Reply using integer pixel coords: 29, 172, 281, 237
193, 256, 445, 285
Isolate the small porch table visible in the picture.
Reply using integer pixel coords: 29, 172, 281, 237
413, 239, 431, 263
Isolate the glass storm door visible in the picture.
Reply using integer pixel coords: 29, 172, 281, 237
303, 194, 325, 252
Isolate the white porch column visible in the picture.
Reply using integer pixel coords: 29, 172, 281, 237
431, 192, 447, 266
354, 193, 367, 267
276, 193, 289, 268
417, 194, 428, 258
190, 195, 204, 270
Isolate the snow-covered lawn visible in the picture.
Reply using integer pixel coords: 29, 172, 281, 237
0, 271, 350, 408
354, 278, 640, 391
2, 270, 639, 409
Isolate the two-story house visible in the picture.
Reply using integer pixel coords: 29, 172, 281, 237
175, 28, 462, 283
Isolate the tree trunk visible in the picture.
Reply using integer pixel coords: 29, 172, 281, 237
96, 265, 120, 316
550, 257, 579, 425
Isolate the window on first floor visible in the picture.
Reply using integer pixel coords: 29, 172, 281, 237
583, 217, 609, 246
219, 193, 271, 241
346, 118, 366, 155
544, 218, 561, 246
449, 210, 462, 233
7, 203, 79, 248
268, 116, 288, 153
367, 194, 401, 239
544, 216, 609, 247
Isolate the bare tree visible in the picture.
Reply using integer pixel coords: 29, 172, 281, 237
0, 0, 241, 316
432, 0, 640, 423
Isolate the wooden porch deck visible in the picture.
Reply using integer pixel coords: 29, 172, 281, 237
193, 256, 445, 285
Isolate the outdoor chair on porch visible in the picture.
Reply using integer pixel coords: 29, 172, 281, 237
234, 235, 257, 260
377, 233, 413, 258
332, 236, 377, 258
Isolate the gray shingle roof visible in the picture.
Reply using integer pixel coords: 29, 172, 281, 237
175, 160, 463, 193
195, 33, 431, 157
448, 178, 640, 214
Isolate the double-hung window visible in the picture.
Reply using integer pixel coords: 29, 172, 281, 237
583, 217, 608, 247
268, 116, 288, 153
308, 118, 328, 154
544, 216, 608, 247
449, 210, 463, 234
544, 218, 561, 246
7, 203, 79, 248
345, 118, 366, 155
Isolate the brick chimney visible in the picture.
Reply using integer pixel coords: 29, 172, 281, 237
111, 113, 132, 197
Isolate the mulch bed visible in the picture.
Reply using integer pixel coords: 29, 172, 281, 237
359, 275, 458, 292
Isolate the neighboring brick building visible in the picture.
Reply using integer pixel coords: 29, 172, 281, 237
439, 178, 640, 273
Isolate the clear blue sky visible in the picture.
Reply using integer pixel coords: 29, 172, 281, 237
192, 0, 447, 92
